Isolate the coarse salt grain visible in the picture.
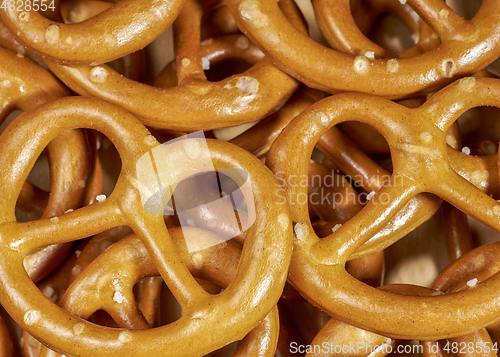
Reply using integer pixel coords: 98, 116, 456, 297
331, 224, 342, 233
467, 278, 478, 287
96, 194, 106, 202
364, 51, 375, 59
201, 57, 210, 70
113, 291, 124, 304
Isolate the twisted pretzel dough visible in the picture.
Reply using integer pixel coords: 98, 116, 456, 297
0, 47, 99, 282
313, 0, 441, 59
267, 77, 500, 339
0, 97, 292, 356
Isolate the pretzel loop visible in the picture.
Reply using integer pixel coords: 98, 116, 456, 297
0, 97, 292, 356
226, 0, 500, 98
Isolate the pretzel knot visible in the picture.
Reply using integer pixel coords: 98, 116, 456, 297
227, 0, 500, 98
267, 77, 500, 340
0, 97, 292, 356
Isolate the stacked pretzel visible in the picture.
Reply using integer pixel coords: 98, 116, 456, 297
0, 0, 500, 356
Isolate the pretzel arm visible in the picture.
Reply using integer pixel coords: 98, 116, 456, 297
46, 58, 298, 130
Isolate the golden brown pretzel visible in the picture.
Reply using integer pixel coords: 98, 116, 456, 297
43, 0, 304, 131
266, 77, 500, 339
0, 97, 292, 356
0, 0, 185, 65
307, 280, 495, 357
226, 0, 500, 98
428, 243, 500, 356
200, 5, 240, 39
21, 242, 82, 356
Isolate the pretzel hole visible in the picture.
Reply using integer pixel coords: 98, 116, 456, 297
350, 0, 420, 54
0, 306, 18, 355
311, 121, 396, 240
366, 13, 417, 54
162, 279, 239, 355
96, 134, 122, 197
205, 59, 253, 82
467, 215, 500, 248
447, 0, 482, 20
384, 213, 447, 287
457, 107, 500, 154
278, 298, 319, 345
88, 310, 119, 328
338, 122, 390, 157
0, 111, 49, 221
166, 170, 252, 247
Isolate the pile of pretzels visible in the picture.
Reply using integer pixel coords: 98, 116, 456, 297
1, 0, 500, 356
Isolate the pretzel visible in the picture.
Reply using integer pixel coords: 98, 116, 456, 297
65, 224, 161, 327
200, 5, 240, 40
43, 0, 304, 130
266, 77, 500, 340
59, 0, 148, 83
0, 96, 292, 356
0, 0, 185, 65
426, 242, 500, 356
154, 33, 264, 89
226, 0, 500, 98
